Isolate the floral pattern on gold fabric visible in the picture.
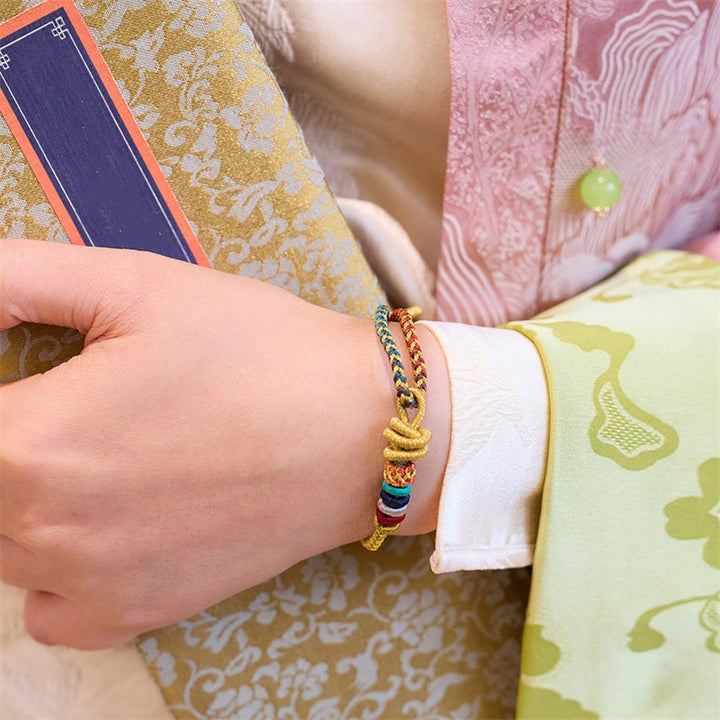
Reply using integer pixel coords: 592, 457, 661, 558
140, 540, 531, 719
0, 3, 530, 719
0, 0, 383, 382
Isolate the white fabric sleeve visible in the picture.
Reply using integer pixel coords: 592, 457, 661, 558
420, 321, 549, 573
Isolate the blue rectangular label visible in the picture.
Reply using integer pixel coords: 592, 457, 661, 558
0, 1, 207, 264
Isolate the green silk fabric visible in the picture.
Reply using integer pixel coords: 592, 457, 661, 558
510, 251, 720, 718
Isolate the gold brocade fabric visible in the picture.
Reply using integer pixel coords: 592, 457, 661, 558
0, 2, 529, 717
0, 0, 384, 384
143, 539, 530, 719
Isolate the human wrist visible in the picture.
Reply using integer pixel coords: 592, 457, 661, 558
314, 307, 451, 550
361, 313, 451, 540
394, 322, 450, 535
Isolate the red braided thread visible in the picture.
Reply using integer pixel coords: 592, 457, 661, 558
389, 308, 427, 392
362, 306, 431, 552
375, 507, 406, 527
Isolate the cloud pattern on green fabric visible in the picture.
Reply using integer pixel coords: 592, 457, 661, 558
639, 252, 720, 290
628, 459, 720, 655
518, 625, 598, 719
664, 458, 720, 569
535, 321, 679, 471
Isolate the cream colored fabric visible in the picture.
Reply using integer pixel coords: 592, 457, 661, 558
0, 583, 173, 720
423, 322, 548, 572
241, 0, 451, 277
338, 197, 437, 315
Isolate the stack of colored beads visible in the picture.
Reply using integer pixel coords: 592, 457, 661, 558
362, 306, 431, 551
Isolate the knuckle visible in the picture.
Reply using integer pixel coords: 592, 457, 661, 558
75, 621, 133, 651
12, 505, 47, 546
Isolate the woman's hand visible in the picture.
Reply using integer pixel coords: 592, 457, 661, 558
0, 239, 450, 650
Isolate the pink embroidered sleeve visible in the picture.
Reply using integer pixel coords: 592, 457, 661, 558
437, 0, 720, 326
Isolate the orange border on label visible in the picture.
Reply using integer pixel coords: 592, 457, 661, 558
0, 0, 210, 266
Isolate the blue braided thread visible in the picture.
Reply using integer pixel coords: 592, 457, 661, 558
373, 305, 416, 407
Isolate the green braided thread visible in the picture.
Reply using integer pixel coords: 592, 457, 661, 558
373, 305, 415, 407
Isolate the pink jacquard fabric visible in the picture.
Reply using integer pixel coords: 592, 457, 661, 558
437, 0, 720, 325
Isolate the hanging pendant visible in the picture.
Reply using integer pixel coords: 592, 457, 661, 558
580, 156, 621, 217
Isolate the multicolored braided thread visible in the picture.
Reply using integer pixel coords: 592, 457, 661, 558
362, 306, 431, 551
372, 305, 415, 408
389, 307, 427, 394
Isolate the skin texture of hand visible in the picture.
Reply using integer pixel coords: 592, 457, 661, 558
0, 239, 450, 650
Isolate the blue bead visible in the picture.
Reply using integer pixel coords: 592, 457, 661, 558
380, 488, 410, 509
382, 481, 412, 497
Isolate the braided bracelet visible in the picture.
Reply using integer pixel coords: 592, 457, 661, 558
362, 306, 431, 551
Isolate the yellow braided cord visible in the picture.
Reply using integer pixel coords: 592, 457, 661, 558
362, 308, 431, 551
360, 517, 402, 551
383, 389, 431, 462
373, 305, 414, 406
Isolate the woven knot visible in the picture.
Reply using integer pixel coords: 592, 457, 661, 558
363, 308, 431, 552
383, 461, 416, 487
383, 388, 431, 463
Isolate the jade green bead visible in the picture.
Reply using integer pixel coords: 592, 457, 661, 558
579, 168, 621, 214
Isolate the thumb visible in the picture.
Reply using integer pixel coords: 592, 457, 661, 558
0, 238, 143, 338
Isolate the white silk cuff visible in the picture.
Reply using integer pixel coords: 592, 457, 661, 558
419, 322, 549, 573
